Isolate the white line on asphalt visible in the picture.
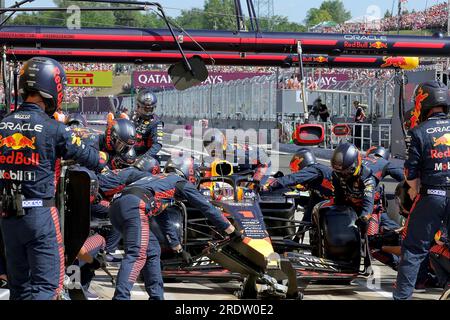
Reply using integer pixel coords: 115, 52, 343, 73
354, 279, 393, 299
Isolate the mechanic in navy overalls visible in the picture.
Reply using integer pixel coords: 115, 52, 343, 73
0, 57, 106, 300
363, 146, 404, 232
362, 146, 404, 269
394, 81, 450, 300
95, 156, 186, 299
131, 90, 164, 158
263, 148, 333, 222
99, 118, 137, 165
330, 142, 376, 225
109, 155, 239, 300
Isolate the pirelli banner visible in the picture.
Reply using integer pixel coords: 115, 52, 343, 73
66, 70, 113, 87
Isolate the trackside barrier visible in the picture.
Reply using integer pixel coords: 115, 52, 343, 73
378, 124, 392, 149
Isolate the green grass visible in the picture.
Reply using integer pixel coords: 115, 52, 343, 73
93, 74, 131, 97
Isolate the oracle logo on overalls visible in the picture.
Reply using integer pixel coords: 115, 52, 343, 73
53, 66, 64, 108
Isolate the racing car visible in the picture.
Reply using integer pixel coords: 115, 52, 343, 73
155, 160, 372, 298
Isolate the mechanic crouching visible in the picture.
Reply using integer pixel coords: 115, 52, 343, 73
263, 148, 333, 222
330, 142, 376, 228
394, 81, 450, 300
0, 57, 106, 300
109, 154, 239, 300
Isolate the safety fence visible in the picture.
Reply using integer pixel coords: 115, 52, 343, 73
155, 75, 278, 122
153, 72, 397, 122
282, 121, 391, 152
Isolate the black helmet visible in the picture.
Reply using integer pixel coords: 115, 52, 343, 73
366, 146, 390, 160
66, 113, 87, 128
331, 142, 362, 177
136, 89, 157, 118
110, 147, 137, 170
19, 57, 66, 116
133, 155, 161, 175
411, 80, 449, 126
395, 181, 413, 218
106, 119, 136, 153
164, 153, 199, 184
289, 148, 317, 173
203, 128, 227, 157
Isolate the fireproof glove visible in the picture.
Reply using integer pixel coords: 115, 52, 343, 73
175, 249, 193, 265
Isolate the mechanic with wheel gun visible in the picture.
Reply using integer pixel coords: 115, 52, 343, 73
109, 154, 240, 300
263, 148, 333, 223
0, 57, 107, 300
131, 89, 164, 159
330, 142, 377, 229
394, 81, 450, 300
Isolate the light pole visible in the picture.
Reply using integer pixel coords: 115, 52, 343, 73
0, 0, 4, 25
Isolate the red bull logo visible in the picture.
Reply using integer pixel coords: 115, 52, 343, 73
313, 56, 328, 63
0, 151, 40, 166
433, 134, 450, 147
370, 41, 388, 50
410, 88, 429, 129
381, 56, 408, 68
0, 133, 36, 150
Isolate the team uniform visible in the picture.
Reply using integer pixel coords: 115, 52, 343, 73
0, 103, 104, 300
109, 173, 231, 300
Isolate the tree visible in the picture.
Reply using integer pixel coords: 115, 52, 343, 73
384, 10, 392, 18
175, 8, 205, 30
305, 8, 333, 27
269, 16, 307, 32
319, 0, 351, 24
203, 0, 235, 30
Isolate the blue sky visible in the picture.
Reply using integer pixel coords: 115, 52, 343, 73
5, 0, 447, 24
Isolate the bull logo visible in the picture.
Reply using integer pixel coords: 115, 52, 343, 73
381, 56, 408, 68
410, 87, 429, 129
0, 133, 36, 150
313, 56, 328, 63
433, 133, 450, 147
370, 41, 388, 50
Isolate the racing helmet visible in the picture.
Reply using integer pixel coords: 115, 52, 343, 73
136, 89, 157, 119
19, 57, 66, 116
410, 80, 449, 126
394, 181, 413, 218
203, 128, 227, 157
331, 142, 362, 178
133, 155, 161, 175
289, 148, 317, 173
66, 113, 87, 128
366, 146, 390, 161
106, 118, 136, 153
110, 147, 137, 170
164, 153, 200, 184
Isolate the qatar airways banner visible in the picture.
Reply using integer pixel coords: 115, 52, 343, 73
133, 71, 271, 88
306, 73, 350, 89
